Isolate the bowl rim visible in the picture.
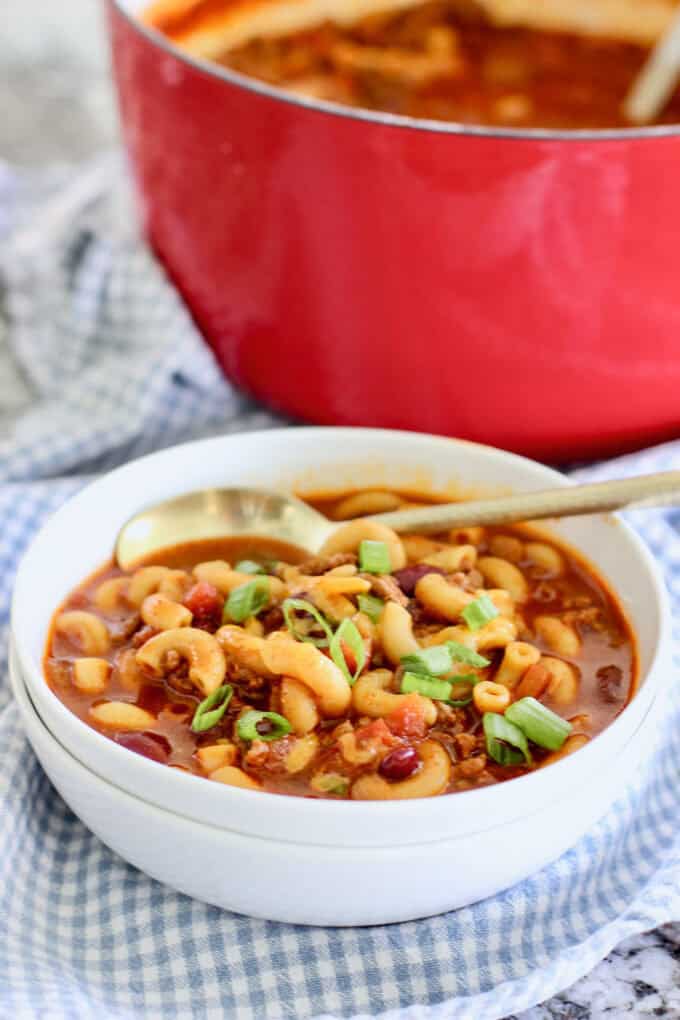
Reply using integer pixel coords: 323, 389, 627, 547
111, 0, 680, 144
10, 426, 673, 827
10, 634, 666, 850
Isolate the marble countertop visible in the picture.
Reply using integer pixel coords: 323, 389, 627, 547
2, 1, 679, 1017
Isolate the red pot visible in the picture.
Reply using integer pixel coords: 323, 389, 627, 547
109, 1, 680, 460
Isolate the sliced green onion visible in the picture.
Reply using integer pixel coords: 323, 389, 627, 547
224, 578, 270, 623
330, 618, 366, 686
505, 697, 572, 751
358, 540, 391, 575
237, 710, 292, 743
462, 594, 499, 632
234, 559, 267, 575
401, 672, 452, 701
446, 641, 491, 668
401, 644, 453, 677
357, 593, 384, 623
282, 598, 333, 647
191, 684, 233, 733
483, 712, 532, 766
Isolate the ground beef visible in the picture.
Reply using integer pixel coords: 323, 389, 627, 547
296, 552, 357, 575
449, 569, 483, 591
260, 605, 285, 633
453, 732, 477, 757
563, 606, 604, 631
597, 664, 624, 703
360, 573, 409, 607
225, 660, 271, 707
108, 613, 142, 643
45, 657, 71, 688
455, 755, 487, 779
131, 624, 158, 648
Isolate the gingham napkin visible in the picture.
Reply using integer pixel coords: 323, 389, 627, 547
1, 159, 679, 1020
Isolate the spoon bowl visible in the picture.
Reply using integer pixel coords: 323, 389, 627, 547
115, 487, 335, 569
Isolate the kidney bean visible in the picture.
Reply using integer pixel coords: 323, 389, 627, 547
379, 745, 420, 781
392, 564, 445, 596
115, 731, 171, 764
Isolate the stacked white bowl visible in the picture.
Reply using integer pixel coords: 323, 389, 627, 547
10, 429, 672, 925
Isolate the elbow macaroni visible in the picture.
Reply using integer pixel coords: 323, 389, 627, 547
320, 520, 406, 570
415, 573, 474, 621
476, 556, 529, 603
378, 602, 419, 664
534, 615, 581, 657
135, 627, 227, 696
495, 641, 541, 689
55, 611, 110, 656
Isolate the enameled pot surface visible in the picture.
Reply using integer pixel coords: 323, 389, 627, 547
11, 429, 671, 855
108, 1, 680, 459
9, 640, 665, 925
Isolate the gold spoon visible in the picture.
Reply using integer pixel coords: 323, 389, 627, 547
115, 471, 680, 569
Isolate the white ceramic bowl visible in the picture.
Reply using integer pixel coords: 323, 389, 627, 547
9, 637, 666, 925
10, 428, 672, 924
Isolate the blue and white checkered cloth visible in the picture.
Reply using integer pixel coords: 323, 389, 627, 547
1, 158, 679, 1020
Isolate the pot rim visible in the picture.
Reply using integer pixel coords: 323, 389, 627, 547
111, 0, 680, 144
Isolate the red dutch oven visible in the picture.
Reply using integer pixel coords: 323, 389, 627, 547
108, 1, 680, 460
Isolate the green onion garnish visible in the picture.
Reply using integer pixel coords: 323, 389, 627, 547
358, 540, 391, 575
505, 697, 572, 751
191, 684, 233, 733
236, 710, 292, 743
357, 593, 384, 623
483, 712, 532, 766
234, 559, 267, 575
329, 618, 366, 686
401, 672, 452, 701
446, 641, 491, 668
224, 578, 270, 623
282, 598, 334, 647
401, 645, 453, 677
462, 594, 499, 631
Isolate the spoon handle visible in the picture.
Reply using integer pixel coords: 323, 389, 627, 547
623, 7, 680, 123
369, 471, 680, 534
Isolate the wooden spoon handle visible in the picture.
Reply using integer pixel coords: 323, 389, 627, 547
369, 471, 680, 534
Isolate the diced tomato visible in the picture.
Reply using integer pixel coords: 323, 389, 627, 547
354, 718, 398, 749
183, 581, 224, 631
385, 693, 430, 739
340, 637, 372, 677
